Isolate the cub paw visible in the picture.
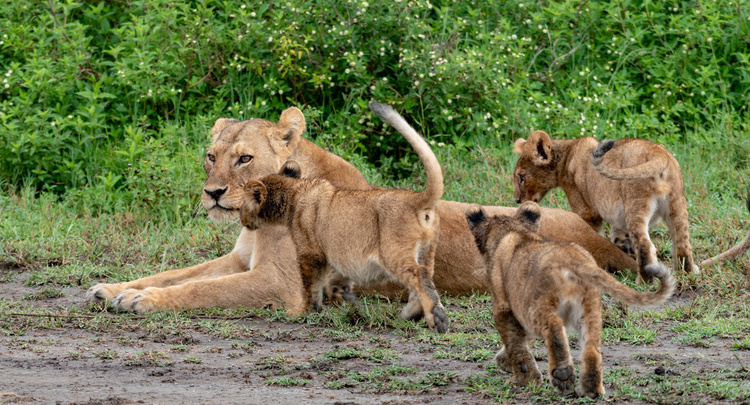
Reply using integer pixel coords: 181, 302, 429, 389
112, 288, 166, 313
329, 285, 357, 304
430, 306, 450, 334
551, 365, 576, 394
612, 233, 635, 256
494, 347, 513, 372
85, 283, 125, 303
575, 384, 605, 398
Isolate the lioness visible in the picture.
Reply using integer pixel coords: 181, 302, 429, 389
512, 131, 698, 281
237, 102, 448, 332
86, 107, 638, 315
466, 201, 675, 398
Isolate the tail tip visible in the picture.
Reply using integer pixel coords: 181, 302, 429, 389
369, 102, 394, 118
643, 262, 668, 279
592, 140, 615, 161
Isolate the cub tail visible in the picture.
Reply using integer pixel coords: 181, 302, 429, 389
574, 261, 675, 307
370, 102, 443, 207
700, 186, 750, 267
590, 140, 670, 180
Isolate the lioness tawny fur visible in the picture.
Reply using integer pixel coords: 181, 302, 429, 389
512, 131, 698, 282
238, 102, 449, 333
466, 201, 675, 397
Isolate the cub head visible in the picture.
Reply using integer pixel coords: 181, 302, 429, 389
465, 202, 542, 259
512, 130, 559, 204
202, 107, 305, 222
238, 161, 303, 231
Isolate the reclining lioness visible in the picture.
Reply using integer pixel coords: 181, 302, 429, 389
237, 103, 448, 332
466, 202, 675, 397
86, 106, 638, 315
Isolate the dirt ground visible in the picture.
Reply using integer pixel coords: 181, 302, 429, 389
1, 267, 747, 405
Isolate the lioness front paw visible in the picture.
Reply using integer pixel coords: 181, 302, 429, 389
112, 288, 168, 313
430, 306, 449, 334
612, 233, 635, 256
86, 283, 126, 303
551, 365, 576, 394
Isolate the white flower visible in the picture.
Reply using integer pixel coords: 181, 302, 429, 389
267, 36, 273, 42
241, 4, 246, 8
579, 71, 585, 76
250, 11, 256, 17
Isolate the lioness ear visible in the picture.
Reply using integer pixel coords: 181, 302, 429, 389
275, 107, 305, 153
465, 204, 487, 231
513, 138, 526, 155
516, 201, 541, 233
280, 160, 302, 179
525, 131, 552, 166
210, 118, 240, 143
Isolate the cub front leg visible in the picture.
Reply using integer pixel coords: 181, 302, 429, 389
297, 251, 328, 312
493, 310, 542, 386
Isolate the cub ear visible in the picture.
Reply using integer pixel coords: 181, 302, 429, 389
525, 131, 553, 166
240, 181, 268, 230
465, 204, 489, 255
280, 160, 302, 179
516, 201, 541, 233
513, 138, 526, 155
465, 204, 487, 231
210, 118, 240, 143
274, 107, 305, 153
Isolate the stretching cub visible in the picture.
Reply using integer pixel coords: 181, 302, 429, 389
466, 202, 674, 397
239, 102, 449, 333
512, 132, 698, 281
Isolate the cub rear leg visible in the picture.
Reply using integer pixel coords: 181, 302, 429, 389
494, 310, 542, 386
297, 252, 328, 312
391, 263, 448, 333
626, 207, 660, 284
575, 292, 605, 398
667, 194, 699, 275
538, 314, 576, 394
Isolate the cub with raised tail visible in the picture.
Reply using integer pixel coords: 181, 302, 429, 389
466, 201, 674, 397
512, 132, 697, 282
239, 102, 449, 333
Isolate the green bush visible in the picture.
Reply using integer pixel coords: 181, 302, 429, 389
0, 0, 747, 219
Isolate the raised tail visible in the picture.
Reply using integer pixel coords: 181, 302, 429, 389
369, 102, 443, 207
700, 186, 750, 267
590, 140, 670, 180
574, 261, 675, 307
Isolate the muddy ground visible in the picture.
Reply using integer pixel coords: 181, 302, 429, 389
1, 267, 748, 405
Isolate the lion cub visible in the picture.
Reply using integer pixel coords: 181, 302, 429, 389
238, 102, 449, 333
466, 201, 674, 397
512, 131, 698, 281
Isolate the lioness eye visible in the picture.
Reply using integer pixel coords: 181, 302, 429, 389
518, 173, 525, 184
239, 155, 253, 164
207, 153, 216, 162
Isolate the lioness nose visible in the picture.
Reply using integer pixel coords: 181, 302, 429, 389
204, 186, 228, 201
515, 198, 521, 204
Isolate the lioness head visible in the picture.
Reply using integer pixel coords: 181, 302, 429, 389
512, 130, 558, 204
202, 107, 305, 222
465, 201, 542, 257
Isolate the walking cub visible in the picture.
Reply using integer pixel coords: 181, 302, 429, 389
512, 131, 698, 281
238, 102, 449, 333
466, 202, 674, 397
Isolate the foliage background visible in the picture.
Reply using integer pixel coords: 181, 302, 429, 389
0, 0, 748, 219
